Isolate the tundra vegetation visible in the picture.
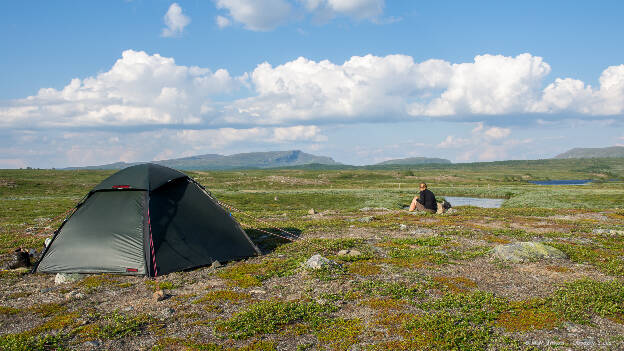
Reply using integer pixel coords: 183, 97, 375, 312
0, 158, 623, 350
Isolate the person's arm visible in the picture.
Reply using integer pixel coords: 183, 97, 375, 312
425, 190, 435, 209
416, 191, 424, 205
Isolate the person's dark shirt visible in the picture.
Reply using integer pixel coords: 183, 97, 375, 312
417, 189, 437, 210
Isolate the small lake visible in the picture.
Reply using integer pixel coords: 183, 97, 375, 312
443, 196, 505, 208
529, 180, 592, 185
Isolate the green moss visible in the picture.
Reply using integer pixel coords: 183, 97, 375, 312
236, 340, 278, 351
0, 306, 21, 315
0, 333, 69, 351
215, 300, 338, 339
550, 242, 624, 276
548, 279, 624, 324
218, 258, 301, 288
355, 280, 429, 300
275, 238, 373, 260
145, 280, 181, 291
194, 290, 252, 304
316, 318, 362, 351
433, 276, 478, 293
497, 301, 561, 332
348, 260, 382, 276
97, 311, 152, 340
401, 312, 497, 350
77, 274, 130, 293
359, 298, 406, 311
30, 302, 66, 317
152, 337, 224, 350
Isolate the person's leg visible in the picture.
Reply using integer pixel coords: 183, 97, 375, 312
409, 197, 426, 211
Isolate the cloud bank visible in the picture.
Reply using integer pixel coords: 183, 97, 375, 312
2, 50, 623, 167
3, 50, 624, 131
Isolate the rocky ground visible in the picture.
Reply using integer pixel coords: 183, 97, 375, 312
1, 206, 623, 351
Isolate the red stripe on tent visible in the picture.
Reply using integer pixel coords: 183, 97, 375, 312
148, 207, 158, 276
112, 185, 130, 189
126, 268, 138, 272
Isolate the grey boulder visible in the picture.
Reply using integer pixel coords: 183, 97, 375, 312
493, 242, 567, 263
302, 254, 339, 270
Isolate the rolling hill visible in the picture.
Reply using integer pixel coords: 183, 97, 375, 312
65, 150, 340, 170
554, 146, 624, 159
375, 157, 452, 165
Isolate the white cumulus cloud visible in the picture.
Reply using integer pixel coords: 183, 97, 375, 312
3, 52, 624, 134
215, 0, 293, 31
409, 54, 551, 116
162, 3, 191, 37
532, 64, 624, 115
303, 0, 384, 21
0, 50, 243, 128
216, 15, 232, 28
437, 122, 519, 161
484, 126, 511, 140
226, 54, 452, 124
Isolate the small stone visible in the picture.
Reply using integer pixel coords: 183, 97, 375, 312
308, 208, 316, 215
249, 289, 266, 294
205, 279, 225, 287
211, 260, 222, 269
65, 290, 86, 300
274, 196, 279, 201
358, 216, 374, 223
399, 224, 408, 230
286, 294, 300, 301
44, 237, 52, 247
564, 322, 582, 333
446, 208, 457, 214
83, 340, 101, 348
153, 289, 167, 302
54, 273, 84, 285
302, 254, 338, 270
159, 307, 175, 319
493, 242, 567, 263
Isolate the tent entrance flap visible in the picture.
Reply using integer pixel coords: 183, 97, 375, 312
149, 179, 259, 275
36, 191, 147, 275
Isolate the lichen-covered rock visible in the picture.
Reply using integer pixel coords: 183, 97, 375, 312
337, 249, 361, 257
358, 216, 374, 223
302, 254, 338, 270
493, 242, 567, 263
54, 273, 84, 284
592, 228, 624, 236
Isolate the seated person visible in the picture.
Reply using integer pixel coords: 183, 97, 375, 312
409, 183, 437, 213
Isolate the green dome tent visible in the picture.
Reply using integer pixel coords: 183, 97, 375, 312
34, 163, 260, 276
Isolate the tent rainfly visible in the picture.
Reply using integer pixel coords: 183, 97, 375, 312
33, 163, 260, 276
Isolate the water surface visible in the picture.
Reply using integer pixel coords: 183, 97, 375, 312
443, 196, 504, 208
529, 180, 592, 185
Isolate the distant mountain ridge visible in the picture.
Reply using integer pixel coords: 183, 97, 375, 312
65, 150, 340, 170
375, 157, 452, 165
554, 146, 624, 159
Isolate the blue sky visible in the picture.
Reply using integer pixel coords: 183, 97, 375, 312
1, 0, 623, 168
